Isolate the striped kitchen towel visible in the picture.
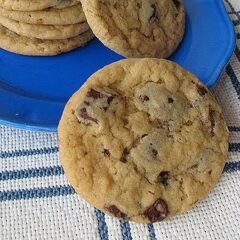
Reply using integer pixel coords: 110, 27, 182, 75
1, 0, 240, 239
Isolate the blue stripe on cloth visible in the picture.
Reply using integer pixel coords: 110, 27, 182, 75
232, 19, 240, 26
229, 143, 240, 152
0, 160, 238, 182
0, 166, 64, 181
224, 161, 240, 172
0, 147, 59, 159
95, 209, 109, 240
226, 65, 240, 97
225, 0, 240, 68
225, 0, 240, 19
235, 45, 240, 60
0, 161, 239, 202
229, 126, 240, 131
120, 221, 132, 240
0, 185, 74, 201
148, 224, 157, 240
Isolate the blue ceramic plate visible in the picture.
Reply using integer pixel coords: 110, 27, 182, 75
0, 0, 236, 132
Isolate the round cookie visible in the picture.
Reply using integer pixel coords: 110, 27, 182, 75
0, 4, 85, 25
81, 0, 185, 58
58, 59, 229, 223
0, 0, 61, 11
0, 16, 89, 40
0, 24, 94, 56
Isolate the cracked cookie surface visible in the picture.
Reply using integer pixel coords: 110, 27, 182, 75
81, 0, 185, 58
58, 59, 229, 223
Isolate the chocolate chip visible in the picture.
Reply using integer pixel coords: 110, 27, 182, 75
168, 98, 174, 103
144, 198, 169, 222
149, 4, 159, 23
185, 120, 193, 126
152, 149, 158, 158
172, 0, 181, 8
87, 88, 103, 99
105, 205, 127, 219
123, 119, 129, 125
79, 108, 98, 124
120, 148, 129, 163
208, 170, 212, 175
209, 110, 216, 136
107, 95, 116, 105
158, 171, 170, 185
102, 149, 110, 157
113, 2, 120, 8
196, 84, 207, 96
189, 164, 198, 170
139, 95, 150, 102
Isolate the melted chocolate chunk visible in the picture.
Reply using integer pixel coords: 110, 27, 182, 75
144, 198, 169, 222
102, 149, 110, 157
139, 95, 150, 102
185, 120, 193, 126
168, 98, 174, 103
196, 84, 207, 96
107, 95, 116, 105
79, 108, 98, 124
87, 88, 104, 99
209, 110, 216, 136
149, 4, 159, 23
105, 205, 127, 219
142, 134, 148, 138
172, 0, 181, 8
152, 149, 158, 158
120, 148, 129, 163
158, 171, 170, 185
190, 164, 198, 169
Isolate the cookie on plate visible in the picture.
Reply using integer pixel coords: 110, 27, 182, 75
81, 0, 185, 58
58, 58, 229, 223
0, 24, 94, 56
0, 15, 90, 40
0, 4, 86, 25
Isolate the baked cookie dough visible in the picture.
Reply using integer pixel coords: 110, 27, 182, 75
0, 4, 86, 25
81, 0, 185, 58
58, 58, 229, 223
0, 24, 94, 56
0, 16, 89, 40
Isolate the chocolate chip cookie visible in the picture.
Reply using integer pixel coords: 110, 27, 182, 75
81, 0, 185, 58
58, 59, 229, 223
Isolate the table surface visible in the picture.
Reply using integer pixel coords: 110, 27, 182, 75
1, 0, 240, 239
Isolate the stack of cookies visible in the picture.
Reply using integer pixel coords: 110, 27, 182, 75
0, 0, 94, 56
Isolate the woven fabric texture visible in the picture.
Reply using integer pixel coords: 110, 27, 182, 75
1, 0, 240, 239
